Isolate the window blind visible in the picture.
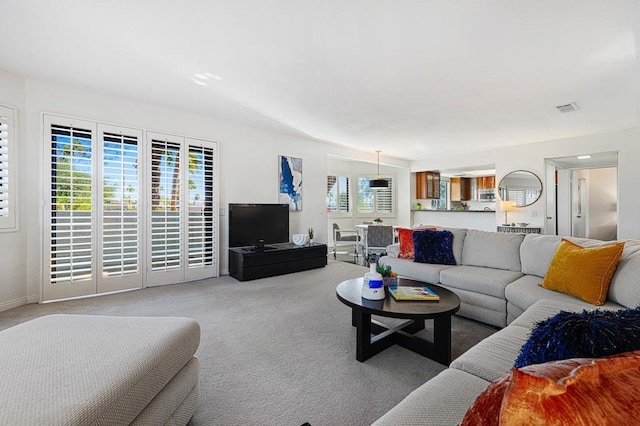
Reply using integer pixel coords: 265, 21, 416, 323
187, 144, 215, 267
102, 131, 139, 277
50, 124, 94, 283
326, 175, 337, 213
327, 175, 351, 213
0, 106, 15, 229
375, 178, 393, 213
151, 140, 182, 271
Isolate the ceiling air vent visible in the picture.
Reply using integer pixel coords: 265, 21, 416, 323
556, 102, 579, 113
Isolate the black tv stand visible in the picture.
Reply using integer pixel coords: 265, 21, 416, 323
229, 242, 327, 281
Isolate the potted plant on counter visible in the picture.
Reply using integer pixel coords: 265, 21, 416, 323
308, 228, 314, 245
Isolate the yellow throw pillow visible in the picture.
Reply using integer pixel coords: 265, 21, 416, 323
541, 239, 624, 305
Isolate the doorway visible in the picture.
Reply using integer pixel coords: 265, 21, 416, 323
545, 152, 618, 240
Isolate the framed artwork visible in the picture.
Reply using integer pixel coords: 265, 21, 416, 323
279, 155, 302, 211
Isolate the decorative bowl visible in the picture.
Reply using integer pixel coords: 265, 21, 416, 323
517, 222, 530, 227
292, 233, 309, 246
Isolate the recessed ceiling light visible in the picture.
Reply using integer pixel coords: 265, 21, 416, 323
577, 155, 592, 159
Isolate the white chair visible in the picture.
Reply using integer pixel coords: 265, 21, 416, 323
332, 223, 359, 260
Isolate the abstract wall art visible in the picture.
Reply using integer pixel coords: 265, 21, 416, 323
279, 155, 302, 211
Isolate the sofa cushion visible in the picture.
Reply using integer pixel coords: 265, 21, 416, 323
505, 276, 624, 320
514, 307, 640, 368
372, 368, 490, 426
508, 298, 591, 329
519, 234, 562, 277
608, 239, 640, 308
450, 325, 531, 382
379, 256, 451, 284
461, 229, 524, 272
541, 239, 624, 305
462, 350, 640, 426
413, 229, 456, 265
440, 265, 523, 299
519, 234, 620, 278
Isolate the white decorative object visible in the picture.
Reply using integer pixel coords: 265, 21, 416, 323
292, 233, 309, 246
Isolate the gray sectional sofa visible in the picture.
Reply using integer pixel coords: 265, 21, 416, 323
373, 227, 640, 425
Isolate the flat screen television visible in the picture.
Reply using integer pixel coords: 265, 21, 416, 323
228, 203, 290, 248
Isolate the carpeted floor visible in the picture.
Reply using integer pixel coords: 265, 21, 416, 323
0, 260, 496, 426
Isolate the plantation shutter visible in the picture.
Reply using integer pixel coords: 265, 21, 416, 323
508, 189, 525, 207
326, 175, 337, 213
375, 177, 393, 213
49, 121, 95, 286
148, 133, 218, 285
338, 176, 350, 213
150, 139, 182, 272
358, 177, 374, 213
100, 126, 141, 284
187, 143, 215, 269
0, 105, 15, 229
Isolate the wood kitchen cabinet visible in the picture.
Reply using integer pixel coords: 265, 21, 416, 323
477, 176, 496, 189
451, 177, 471, 201
416, 171, 440, 199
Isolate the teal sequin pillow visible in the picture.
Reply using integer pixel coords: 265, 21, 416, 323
413, 229, 456, 265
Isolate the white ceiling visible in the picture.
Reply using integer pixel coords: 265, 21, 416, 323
1, 1, 638, 160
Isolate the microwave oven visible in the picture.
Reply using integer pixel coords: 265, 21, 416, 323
479, 193, 495, 201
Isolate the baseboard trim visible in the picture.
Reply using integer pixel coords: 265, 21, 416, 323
0, 296, 30, 313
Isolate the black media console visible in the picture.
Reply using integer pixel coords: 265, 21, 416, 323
229, 242, 328, 281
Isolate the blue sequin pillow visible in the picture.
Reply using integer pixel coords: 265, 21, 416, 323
515, 307, 640, 368
412, 229, 456, 265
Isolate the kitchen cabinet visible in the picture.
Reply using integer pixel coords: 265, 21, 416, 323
477, 176, 496, 189
416, 171, 440, 199
450, 177, 471, 201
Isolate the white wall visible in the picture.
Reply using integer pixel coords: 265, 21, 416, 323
0, 70, 29, 311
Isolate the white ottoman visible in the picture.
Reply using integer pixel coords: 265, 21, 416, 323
0, 314, 201, 425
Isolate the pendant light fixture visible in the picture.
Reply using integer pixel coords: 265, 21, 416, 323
369, 150, 389, 189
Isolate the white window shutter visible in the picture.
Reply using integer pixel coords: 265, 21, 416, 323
0, 106, 16, 230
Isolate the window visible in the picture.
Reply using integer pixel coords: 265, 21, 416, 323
45, 115, 218, 301
435, 180, 448, 209
326, 175, 350, 213
0, 105, 16, 230
357, 176, 394, 215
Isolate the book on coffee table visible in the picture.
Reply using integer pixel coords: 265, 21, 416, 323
388, 285, 440, 301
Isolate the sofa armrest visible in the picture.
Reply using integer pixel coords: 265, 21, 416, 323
385, 243, 400, 258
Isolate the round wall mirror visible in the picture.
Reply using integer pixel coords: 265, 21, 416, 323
498, 170, 543, 207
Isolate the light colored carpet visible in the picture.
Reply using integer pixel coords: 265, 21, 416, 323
0, 260, 495, 426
